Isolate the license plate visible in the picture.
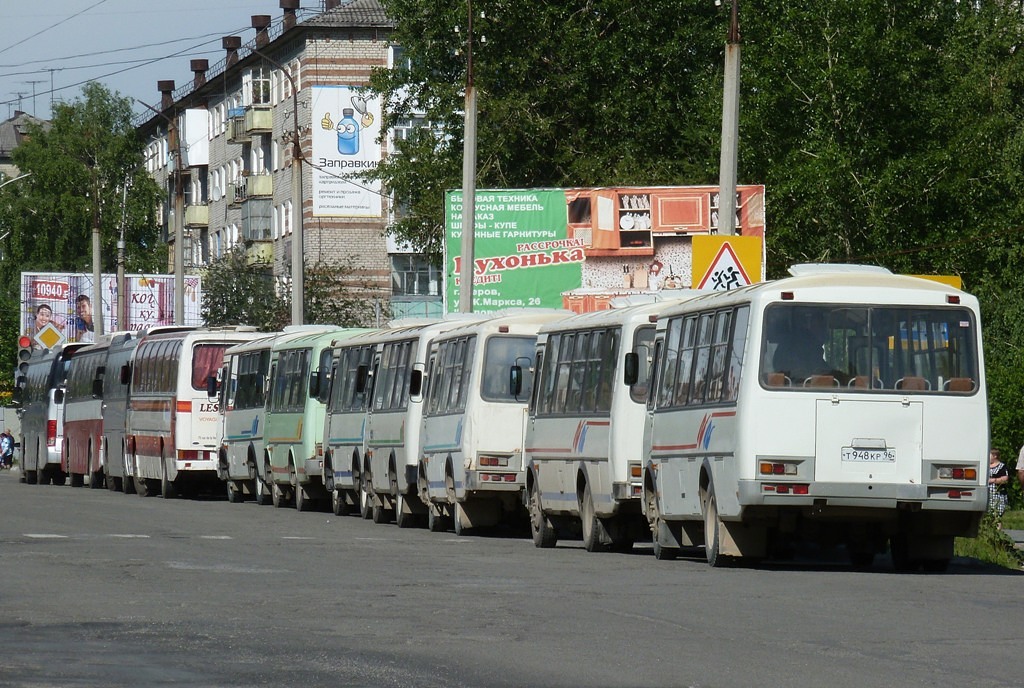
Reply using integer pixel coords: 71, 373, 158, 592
841, 447, 896, 463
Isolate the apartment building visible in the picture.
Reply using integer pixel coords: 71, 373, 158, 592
136, 0, 442, 321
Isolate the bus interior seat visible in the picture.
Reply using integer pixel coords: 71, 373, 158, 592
943, 377, 976, 392
848, 375, 883, 389
804, 374, 838, 388
895, 376, 930, 391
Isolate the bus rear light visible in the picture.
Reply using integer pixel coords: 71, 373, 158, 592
948, 489, 973, 499
760, 462, 797, 476
763, 483, 809, 495
176, 400, 192, 413
178, 450, 199, 460
481, 472, 516, 482
46, 420, 57, 446
947, 295, 961, 304
938, 467, 977, 480
631, 484, 643, 497
629, 463, 642, 479
479, 456, 508, 467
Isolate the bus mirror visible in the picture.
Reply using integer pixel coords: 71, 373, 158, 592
409, 368, 423, 399
318, 370, 332, 404
308, 371, 320, 399
510, 365, 523, 396
53, 388, 65, 404
623, 352, 639, 386
206, 375, 219, 399
120, 364, 131, 385
91, 378, 104, 398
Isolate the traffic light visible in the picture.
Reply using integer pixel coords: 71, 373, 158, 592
17, 335, 32, 378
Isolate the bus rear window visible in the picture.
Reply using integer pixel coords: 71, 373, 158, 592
192, 345, 229, 391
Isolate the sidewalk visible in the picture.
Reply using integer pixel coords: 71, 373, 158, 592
1004, 529, 1024, 549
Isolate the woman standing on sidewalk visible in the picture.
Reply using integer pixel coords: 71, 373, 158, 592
989, 449, 1009, 522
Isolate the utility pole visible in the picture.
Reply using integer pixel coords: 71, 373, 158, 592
717, 0, 741, 236
135, 93, 186, 325
251, 47, 304, 326
458, 0, 478, 313
91, 171, 104, 337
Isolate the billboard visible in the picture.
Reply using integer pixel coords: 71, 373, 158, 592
444, 185, 766, 313
20, 273, 203, 348
310, 85, 383, 217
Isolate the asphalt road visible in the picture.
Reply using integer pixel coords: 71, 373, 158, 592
0, 468, 1020, 688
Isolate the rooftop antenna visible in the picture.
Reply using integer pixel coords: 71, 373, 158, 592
23, 80, 45, 117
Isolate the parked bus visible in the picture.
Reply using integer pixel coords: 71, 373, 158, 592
215, 334, 276, 504
264, 327, 368, 510
321, 328, 387, 517
126, 327, 261, 498
642, 265, 987, 570
14, 342, 88, 485
362, 316, 485, 525
419, 310, 569, 534
523, 297, 691, 552
62, 336, 115, 488
101, 331, 142, 493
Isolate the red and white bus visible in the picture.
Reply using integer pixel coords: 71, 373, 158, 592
62, 337, 115, 488
125, 327, 262, 498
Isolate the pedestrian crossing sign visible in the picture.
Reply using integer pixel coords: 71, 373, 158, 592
693, 236, 763, 291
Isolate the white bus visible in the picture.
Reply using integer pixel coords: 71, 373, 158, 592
321, 329, 386, 517
126, 327, 261, 498
101, 331, 142, 493
264, 327, 368, 510
14, 342, 88, 486
419, 310, 569, 534
363, 316, 485, 525
642, 265, 987, 571
215, 334, 276, 504
523, 298, 690, 552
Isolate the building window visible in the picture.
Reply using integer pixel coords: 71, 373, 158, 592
391, 255, 440, 297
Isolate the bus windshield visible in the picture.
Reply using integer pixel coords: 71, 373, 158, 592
762, 304, 978, 393
192, 344, 230, 391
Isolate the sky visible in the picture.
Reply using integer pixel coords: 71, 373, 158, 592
0, 0, 325, 122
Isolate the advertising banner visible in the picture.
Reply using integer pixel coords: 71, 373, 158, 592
444, 189, 583, 311
20, 273, 203, 348
310, 85, 383, 217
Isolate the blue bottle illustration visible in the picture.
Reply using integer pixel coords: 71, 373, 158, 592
336, 108, 360, 155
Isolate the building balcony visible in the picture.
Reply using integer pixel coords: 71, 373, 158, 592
227, 116, 248, 144
245, 241, 273, 266
227, 182, 244, 206
245, 174, 273, 198
184, 203, 209, 227
244, 106, 273, 135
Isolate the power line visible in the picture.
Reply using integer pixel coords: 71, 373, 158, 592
0, 31, 240, 70
0, 0, 111, 58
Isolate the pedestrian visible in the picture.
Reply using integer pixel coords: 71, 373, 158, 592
0, 430, 13, 470
988, 448, 1009, 522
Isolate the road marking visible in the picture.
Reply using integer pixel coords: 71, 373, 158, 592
108, 534, 151, 538
281, 536, 314, 540
200, 535, 233, 540
24, 534, 68, 539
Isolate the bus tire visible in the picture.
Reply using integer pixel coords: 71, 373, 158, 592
395, 491, 416, 529
227, 480, 243, 504
25, 469, 37, 485
581, 483, 608, 553
52, 470, 67, 486
331, 488, 350, 517
529, 481, 557, 549
427, 503, 451, 532
646, 485, 679, 560
295, 482, 312, 512
702, 487, 726, 568
359, 473, 374, 520
453, 501, 471, 537
71, 471, 84, 488
372, 500, 392, 524
272, 478, 287, 508
254, 463, 272, 506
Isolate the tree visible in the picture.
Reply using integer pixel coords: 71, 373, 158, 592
200, 248, 288, 331
0, 82, 162, 381
304, 259, 387, 328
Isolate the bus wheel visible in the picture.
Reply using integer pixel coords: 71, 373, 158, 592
359, 475, 374, 520
331, 488, 350, 517
295, 482, 312, 512
702, 487, 727, 568
646, 487, 678, 561
395, 492, 416, 529
254, 464, 272, 506
161, 465, 177, 499
226, 480, 243, 504
427, 503, 451, 532
581, 484, 608, 553
52, 470, 67, 486
25, 469, 37, 485
71, 472, 84, 488
272, 479, 288, 508
529, 482, 557, 549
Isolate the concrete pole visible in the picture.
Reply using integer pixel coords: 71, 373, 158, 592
458, 1, 477, 313
171, 117, 185, 325
717, 0, 740, 236
92, 175, 104, 336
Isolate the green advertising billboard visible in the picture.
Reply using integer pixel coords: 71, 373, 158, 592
444, 189, 582, 312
